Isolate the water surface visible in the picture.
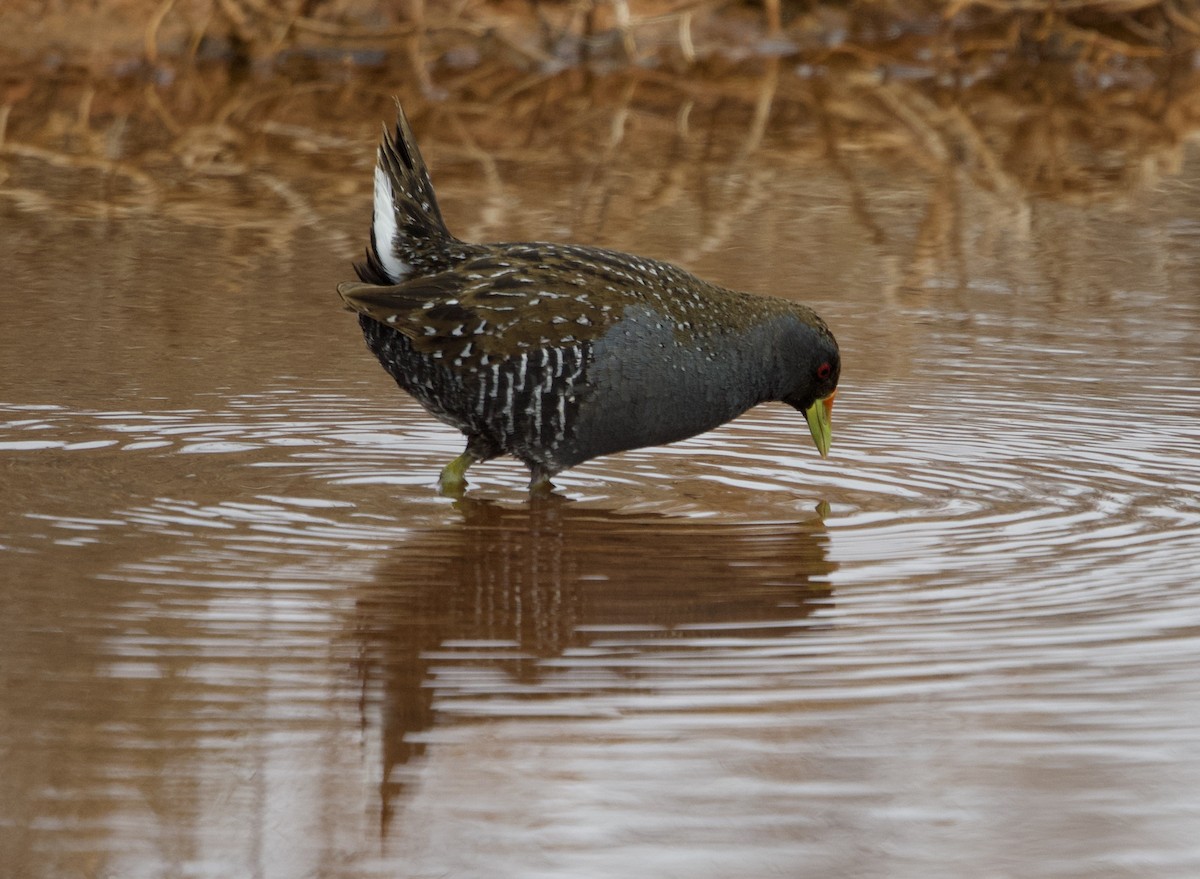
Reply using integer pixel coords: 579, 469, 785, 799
2, 75, 1200, 878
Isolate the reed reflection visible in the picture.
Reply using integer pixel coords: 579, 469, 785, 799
348, 495, 836, 828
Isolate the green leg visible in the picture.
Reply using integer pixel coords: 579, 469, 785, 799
438, 450, 477, 496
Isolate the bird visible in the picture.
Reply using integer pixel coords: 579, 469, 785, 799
338, 103, 840, 494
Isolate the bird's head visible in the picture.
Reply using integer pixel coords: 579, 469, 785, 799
779, 316, 840, 458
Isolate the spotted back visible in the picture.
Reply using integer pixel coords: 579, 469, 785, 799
338, 241, 786, 371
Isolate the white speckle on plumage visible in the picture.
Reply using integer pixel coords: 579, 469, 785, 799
475, 368, 489, 416
503, 369, 515, 434
530, 373, 544, 436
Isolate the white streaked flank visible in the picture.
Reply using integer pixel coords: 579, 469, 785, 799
502, 368, 515, 437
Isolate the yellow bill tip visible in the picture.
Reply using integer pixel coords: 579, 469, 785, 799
803, 392, 835, 459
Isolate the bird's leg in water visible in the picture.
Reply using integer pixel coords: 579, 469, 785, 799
439, 435, 502, 495
528, 465, 555, 494
437, 451, 476, 496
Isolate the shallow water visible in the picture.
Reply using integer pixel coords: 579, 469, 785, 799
3, 77, 1200, 879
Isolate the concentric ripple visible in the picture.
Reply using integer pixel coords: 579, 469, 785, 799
6, 147, 1200, 878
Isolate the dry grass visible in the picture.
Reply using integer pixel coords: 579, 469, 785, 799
2, 0, 1199, 71
2, 47, 1195, 212
2, 2, 1199, 279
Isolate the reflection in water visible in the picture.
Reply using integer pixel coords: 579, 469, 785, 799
350, 497, 834, 827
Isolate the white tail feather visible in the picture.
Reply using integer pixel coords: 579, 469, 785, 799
372, 160, 411, 282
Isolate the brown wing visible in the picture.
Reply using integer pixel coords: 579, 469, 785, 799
338, 256, 635, 368
337, 241, 769, 371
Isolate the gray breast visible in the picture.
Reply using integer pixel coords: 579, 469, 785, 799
566, 305, 782, 465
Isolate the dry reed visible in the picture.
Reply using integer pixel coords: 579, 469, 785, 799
2, 2, 1199, 272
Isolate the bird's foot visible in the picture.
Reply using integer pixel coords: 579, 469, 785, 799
438, 452, 475, 497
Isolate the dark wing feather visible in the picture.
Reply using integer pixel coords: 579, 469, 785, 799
340, 241, 763, 369
338, 260, 624, 368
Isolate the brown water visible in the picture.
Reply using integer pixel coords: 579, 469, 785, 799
3, 75, 1200, 878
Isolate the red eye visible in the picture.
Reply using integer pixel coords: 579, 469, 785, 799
817, 362, 832, 381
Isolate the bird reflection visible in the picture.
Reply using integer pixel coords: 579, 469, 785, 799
347, 494, 837, 831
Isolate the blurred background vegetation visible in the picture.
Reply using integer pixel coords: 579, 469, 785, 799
5, 0, 1199, 70
9, 0, 1200, 68
2, 0, 1199, 260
